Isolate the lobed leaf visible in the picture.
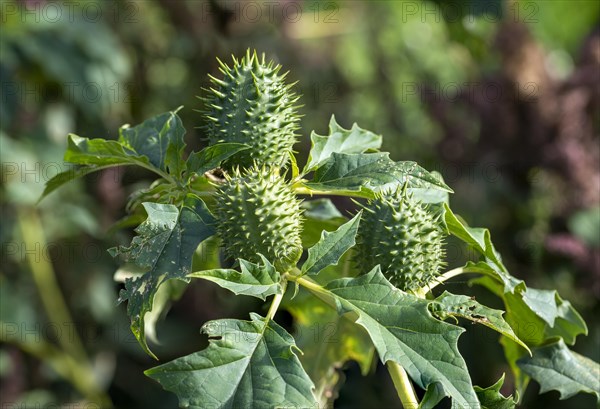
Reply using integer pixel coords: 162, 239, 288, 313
145, 313, 318, 409
517, 339, 600, 402
111, 194, 215, 358
188, 255, 281, 300
430, 291, 530, 354
474, 273, 587, 348
186, 143, 250, 176
445, 206, 588, 399
473, 375, 517, 409
40, 109, 188, 201
304, 152, 452, 197
302, 211, 362, 276
119, 108, 186, 174
445, 206, 587, 343
311, 267, 480, 408
303, 115, 382, 173
300, 199, 347, 248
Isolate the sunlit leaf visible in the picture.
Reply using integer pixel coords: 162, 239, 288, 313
145, 313, 318, 408
305, 267, 479, 408
518, 339, 600, 402
304, 152, 452, 197
431, 291, 530, 354
111, 194, 215, 358
302, 211, 361, 276
188, 255, 281, 300
304, 115, 382, 173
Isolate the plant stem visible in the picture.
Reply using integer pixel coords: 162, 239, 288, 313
288, 275, 337, 309
386, 361, 419, 409
418, 267, 466, 294
292, 183, 369, 199
290, 274, 421, 408
418, 264, 500, 294
437, 267, 468, 285
265, 280, 287, 322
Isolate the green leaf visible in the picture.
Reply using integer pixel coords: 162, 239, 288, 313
445, 205, 587, 344
164, 132, 187, 179
302, 198, 345, 221
40, 131, 161, 201
474, 374, 517, 409
40, 164, 114, 201
471, 268, 587, 346
40, 109, 188, 201
304, 152, 452, 197
517, 339, 600, 402
145, 313, 317, 408
188, 255, 281, 300
444, 204, 505, 273
114, 265, 186, 345
420, 375, 517, 409
500, 336, 530, 398
285, 287, 374, 406
111, 194, 215, 358
430, 291, 531, 354
419, 382, 448, 409
119, 108, 186, 174
64, 134, 153, 167
302, 211, 362, 276
303, 115, 382, 173
308, 267, 479, 408
460, 258, 587, 394
186, 143, 249, 176
300, 199, 347, 248
284, 252, 374, 406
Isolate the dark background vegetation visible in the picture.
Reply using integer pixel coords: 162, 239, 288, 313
1, 0, 598, 408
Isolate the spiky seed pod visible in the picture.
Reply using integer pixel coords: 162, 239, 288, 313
215, 166, 303, 272
355, 188, 446, 292
202, 50, 301, 170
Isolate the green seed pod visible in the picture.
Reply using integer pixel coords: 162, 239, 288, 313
215, 166, 303, 272
202, 50, 300, 169
355, 188, 446, 292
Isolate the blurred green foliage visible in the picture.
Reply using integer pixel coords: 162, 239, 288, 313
1, 0, 598, 408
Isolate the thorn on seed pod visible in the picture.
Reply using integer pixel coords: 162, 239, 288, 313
201, 49, 301, 170
354, 184, 447, 293
214, 165, 303, 273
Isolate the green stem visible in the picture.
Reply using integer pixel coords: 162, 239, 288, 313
418, 264, 500, 294
288, 275, 337, 309
265, 280, 287, 322
138, 162, 178, 187
387, 361, 419, 409
187, 188, 214, 197
292, 183, 368, 199
418, 267, 467, 294
290, 274, 420, 407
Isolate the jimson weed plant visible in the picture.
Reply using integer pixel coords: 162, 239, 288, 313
43, 50, 599, 408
